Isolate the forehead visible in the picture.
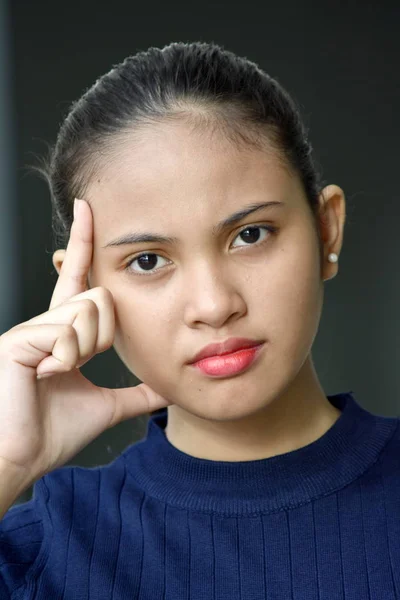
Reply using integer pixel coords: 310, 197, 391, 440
86, 122, 299, 223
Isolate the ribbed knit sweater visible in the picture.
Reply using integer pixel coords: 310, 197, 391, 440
1, 391, 400, 599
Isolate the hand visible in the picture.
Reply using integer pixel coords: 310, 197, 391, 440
0, 198, 173, 488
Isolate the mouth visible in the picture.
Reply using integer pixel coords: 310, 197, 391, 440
189, 343, 265, 378
188, 337, 265, 364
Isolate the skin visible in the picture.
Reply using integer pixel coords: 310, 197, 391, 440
53, 121, 346, 462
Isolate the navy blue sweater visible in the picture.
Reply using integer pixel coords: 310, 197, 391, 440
1, 391, 400, 599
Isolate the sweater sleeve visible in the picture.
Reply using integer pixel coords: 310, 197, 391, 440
0, 477, 50, 598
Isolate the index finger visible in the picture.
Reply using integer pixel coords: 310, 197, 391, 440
49, 198, 94, 310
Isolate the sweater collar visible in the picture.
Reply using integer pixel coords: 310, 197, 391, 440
122, 392, 398, 516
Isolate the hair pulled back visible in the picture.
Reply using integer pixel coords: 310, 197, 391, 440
33, 40, 325, 259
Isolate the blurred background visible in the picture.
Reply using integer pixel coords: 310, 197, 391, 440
1, 0, 399, 505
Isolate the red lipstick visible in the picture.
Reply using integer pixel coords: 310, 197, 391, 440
188, 338, 265, 377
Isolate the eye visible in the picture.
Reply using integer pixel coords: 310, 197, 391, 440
124, 224, 278, 276
231, 224, 275, 249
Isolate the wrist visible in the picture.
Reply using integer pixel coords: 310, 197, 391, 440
0, 458, 34, 518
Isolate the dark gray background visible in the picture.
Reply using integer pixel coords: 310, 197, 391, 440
1, 0, 399, 505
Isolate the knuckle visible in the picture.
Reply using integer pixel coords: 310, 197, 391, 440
94, 286, 114, 304
62, 323, 78, 339
80, 298, 99, 315
97, 335, 114, 353
64, 359, 77, 371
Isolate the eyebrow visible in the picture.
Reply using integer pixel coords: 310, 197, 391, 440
102, 201, 285, 248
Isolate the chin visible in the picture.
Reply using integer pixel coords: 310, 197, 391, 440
171, 389, 275, 423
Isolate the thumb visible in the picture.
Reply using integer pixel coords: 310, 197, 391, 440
102, 383, 173, 429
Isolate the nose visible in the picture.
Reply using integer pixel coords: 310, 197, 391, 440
182, 261, 247, 328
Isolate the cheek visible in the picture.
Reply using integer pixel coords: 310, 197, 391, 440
112, 293, 173, 368
264, 239, 323, 353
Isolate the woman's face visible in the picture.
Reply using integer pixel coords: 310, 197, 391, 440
79, 122, 340, 422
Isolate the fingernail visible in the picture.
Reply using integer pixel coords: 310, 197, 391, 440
74, 198, 82, 220
37, 373, 53, 380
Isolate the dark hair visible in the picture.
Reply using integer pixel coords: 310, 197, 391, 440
32, 41, 326, 418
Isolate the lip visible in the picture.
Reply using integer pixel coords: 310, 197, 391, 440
188, 337, 265, 364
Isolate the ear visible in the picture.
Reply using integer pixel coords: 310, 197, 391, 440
317, 184, 346, 282
52, 248, 92, 288
52, 249, 66, 276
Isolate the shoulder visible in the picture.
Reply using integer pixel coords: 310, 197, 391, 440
0, 455, 126, 597
0, 491, 44, 598
378, 416, 400, 469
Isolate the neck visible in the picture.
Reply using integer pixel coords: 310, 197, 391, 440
164, 356, 341, 462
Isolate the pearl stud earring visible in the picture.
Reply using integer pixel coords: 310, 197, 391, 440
328, 253, 338, 263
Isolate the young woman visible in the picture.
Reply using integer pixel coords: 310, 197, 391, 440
0, 41, 399, 599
